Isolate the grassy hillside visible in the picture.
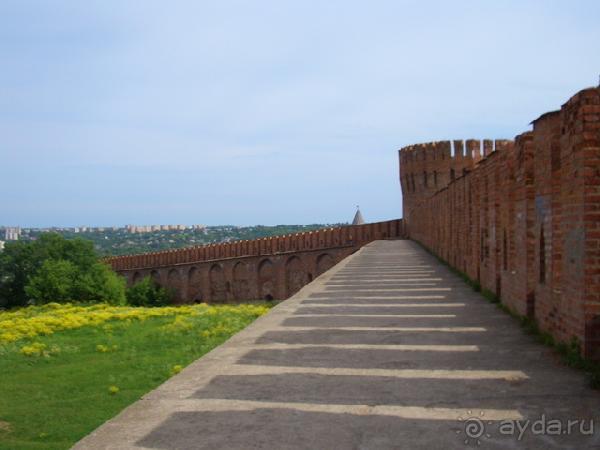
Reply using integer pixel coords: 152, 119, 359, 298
0, 302, 271, 450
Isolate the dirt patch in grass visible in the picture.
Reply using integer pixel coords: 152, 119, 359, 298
0, 421, 11, 434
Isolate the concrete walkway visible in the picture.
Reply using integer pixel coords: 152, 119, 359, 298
75, 240, 600, 449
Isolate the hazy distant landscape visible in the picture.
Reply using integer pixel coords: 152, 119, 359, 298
15, 224, 343, 256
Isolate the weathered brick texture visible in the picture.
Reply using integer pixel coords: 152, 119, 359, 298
399, 86, 600, 359
107, 220, 405, 303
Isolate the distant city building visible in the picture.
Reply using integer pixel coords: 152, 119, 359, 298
121, 224, 204, 234
127, 224, 149, 233
4, 227, 21, 241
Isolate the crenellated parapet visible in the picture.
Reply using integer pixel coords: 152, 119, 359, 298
398, 85, 600, 360
106, 219, 403, 271
106, 219, 405, 304
398, 139, 515, 221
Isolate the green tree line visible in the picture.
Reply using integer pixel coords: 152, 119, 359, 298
0, 234, 169, 309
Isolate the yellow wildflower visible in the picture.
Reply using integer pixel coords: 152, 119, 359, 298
170, 365, 183, 376
108, 385, 119, 395
1, 302, 271, 345
20, 342, 47, 357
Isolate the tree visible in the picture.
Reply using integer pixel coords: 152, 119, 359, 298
25, 259, 78, 304
74, 263, 126, 305
126, 277, 171, 307
0, 240, 37, 307
0, 233, 126, 308
25, 259, 126, 305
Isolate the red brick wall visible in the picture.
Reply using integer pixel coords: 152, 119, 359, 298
107, 219, 405, 303
399, 86, 600, 359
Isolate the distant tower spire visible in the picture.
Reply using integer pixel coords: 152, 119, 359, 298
352, 206, 365, 225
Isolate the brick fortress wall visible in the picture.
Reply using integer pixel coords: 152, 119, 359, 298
106, 219, 405, 303
399, 86, 600, 360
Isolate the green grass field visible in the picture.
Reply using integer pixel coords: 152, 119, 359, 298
0, 303, 271, 450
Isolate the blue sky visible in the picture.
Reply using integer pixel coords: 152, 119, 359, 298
1, 1, 598, 227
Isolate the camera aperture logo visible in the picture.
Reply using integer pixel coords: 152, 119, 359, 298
456, 411, 595, 445
456, 411, 493, 446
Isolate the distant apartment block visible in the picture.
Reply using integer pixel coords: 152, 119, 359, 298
125, 224, 199, 233
3, 227, 21, 241
16, 224, 207, 235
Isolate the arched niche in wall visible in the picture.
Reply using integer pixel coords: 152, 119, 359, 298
285, 255, 308, 297
257, 258, 275, 300
167, 268, 183, 303
316, 253, 335, 276
209, 264, 227, 301
232, 261, 250, 300
132, 271, 143, 285
188, 266, 203, 303
150, 270, 162, 286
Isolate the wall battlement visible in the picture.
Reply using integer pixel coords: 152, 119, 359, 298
400, 139, 514, 164
399, 86, 600, 360
399, 139, 514, 218
108, 219, 405, 303
107, 220, 403, 271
